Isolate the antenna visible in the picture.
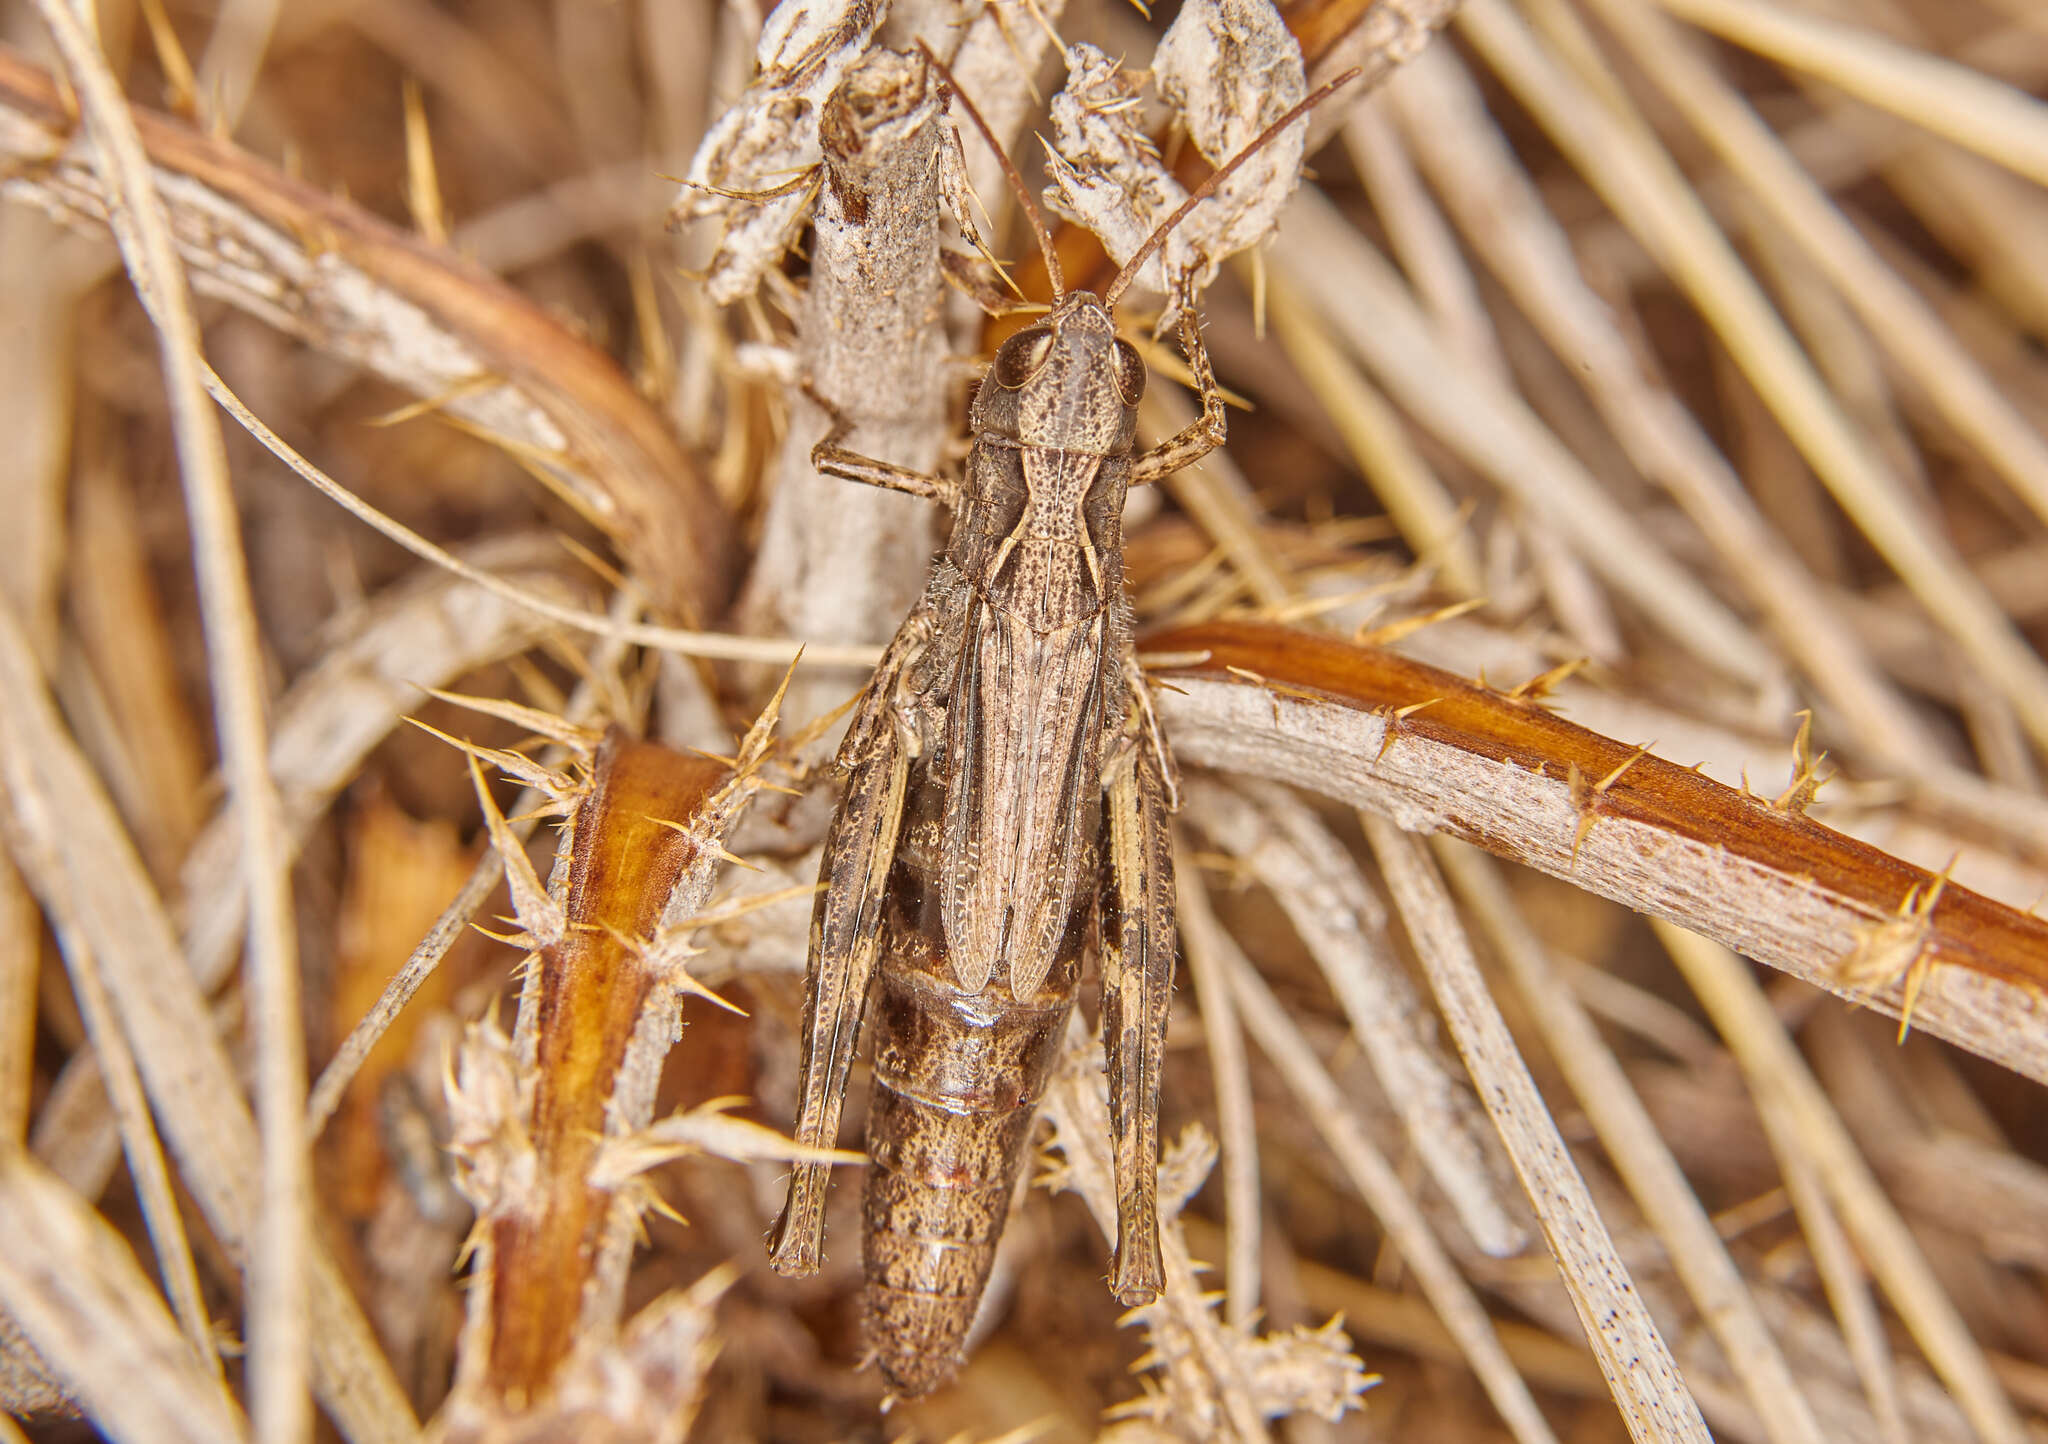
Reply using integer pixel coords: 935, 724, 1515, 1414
1102, 68, 1361, 311
917, 39, 1067, 300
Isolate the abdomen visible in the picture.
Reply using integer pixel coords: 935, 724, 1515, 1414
859, 887, 1080, 1396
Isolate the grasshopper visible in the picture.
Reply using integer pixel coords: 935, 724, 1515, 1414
767, 61, 1348, 1396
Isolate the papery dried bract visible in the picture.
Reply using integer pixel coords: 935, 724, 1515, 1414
443, 1018, 536, 1220
675, 0, 883, 303
1042, 0, 1308, 305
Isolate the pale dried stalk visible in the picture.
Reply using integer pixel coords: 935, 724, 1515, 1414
1262, 272, 1485, 598
0, 1146, 247, 1444
1653, 922, 2027, 1444
1361, 813, 1709, 1443
1148, 638, 2048, 1085
1172, 841, 1263, 1330
0, 45, 735, 621
1379, 43, 1939, 774
1765, 1099, 1911, 1444
36, 537, 596, 1200
1653, 0, 2048, 189
22, 873, 216, 1378
1268, 188, 1778, 688
1179, 776, 1523, 1258
26, 2, 306, 1433
740, 45, 946, 726
1210, 920, 1562, 1444
1435, 838, 1827, 1444
0, 860, 34, 1142
1459, 0, 2048, 755
0, 603, 416, 1442
1586, 0, 2048, 537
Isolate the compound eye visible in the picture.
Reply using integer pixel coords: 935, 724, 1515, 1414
993, 327, 1055, 389
1112, 339, 1147, 407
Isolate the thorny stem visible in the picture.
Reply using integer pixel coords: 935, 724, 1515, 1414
739, 45, 947, 724
1149, 622, 2048, 1084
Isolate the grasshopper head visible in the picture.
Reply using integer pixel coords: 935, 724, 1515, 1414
971, 291, 1145, 456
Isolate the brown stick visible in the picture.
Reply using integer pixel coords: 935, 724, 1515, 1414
0, 45, 735, 623
1146, 620, 2048, 1085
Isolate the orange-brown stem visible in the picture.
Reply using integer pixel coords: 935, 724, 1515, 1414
484, 729, 729, 1400
1147, 621, 2048, 1083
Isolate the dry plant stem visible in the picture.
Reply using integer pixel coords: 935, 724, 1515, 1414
1584, 0, 2048, 537
25, 4, 306, 1436
1380, 45, 1938, 773
0, 46, 736, 622
1179, 776, 1523, 1258
28, 889, 216, 1376
1458, 0, 2048, 758
1149, 622, 2048, 1083
0, 604, 416, 1442
308, 585, 641, 1141
743, 45, 945, 724
1435, 839, 1827, 1444
469, 735, 743, 1405
1360, 814, 1708, 1443
1261, 272, 1485, 599
199, 376, 881, 666
1652, 0, 2048, 189
1173, 840, 1264, 1330
0, 862, 33, 1142
0, 1147, 247, 1444
1762, 1095, 1910, 1444
1210, 928, 1562, 1444
1267, 189, 1776, 690
36, 539, 596, 1200
1292, 0, 1462, 142
1653, 923, 2027, 1444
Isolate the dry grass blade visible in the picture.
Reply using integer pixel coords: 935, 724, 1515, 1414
1654, 923, 2028, 1444
0, 602, 416, 1441
1270, 186, 1778, 687
1653, 0, 2048, 189
1377, 42, 1936, 773
1437, 839, 1826, 1444
1360, 814, 1709, 1442
0, 1146, 247, 1444
25, 3, 308, 1432
1458, 0, 2048, 755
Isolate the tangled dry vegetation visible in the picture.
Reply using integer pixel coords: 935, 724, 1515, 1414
6, 0, 2048, 1440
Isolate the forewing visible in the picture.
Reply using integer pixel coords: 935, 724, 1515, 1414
940, 610, 1105, 998
1099, 724, 1176, 1305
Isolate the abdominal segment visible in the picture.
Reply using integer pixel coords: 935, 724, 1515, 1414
857, 877, 1083, 1397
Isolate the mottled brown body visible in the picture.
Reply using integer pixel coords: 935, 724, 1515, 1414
857, 766, 1090, 1392
769, 286, 1214, 1396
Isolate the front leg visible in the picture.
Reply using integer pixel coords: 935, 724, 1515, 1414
807, 385, 961, 508
1131, 296, 1227, 486
1097, 691, 1179, 1304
